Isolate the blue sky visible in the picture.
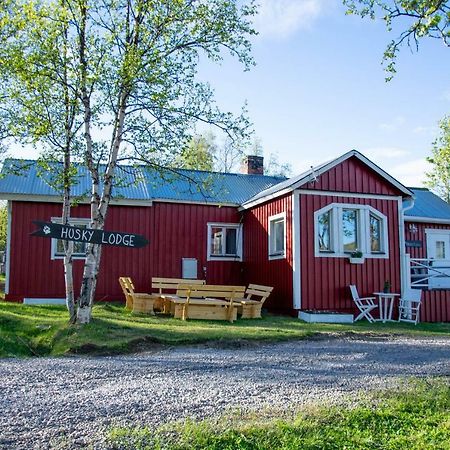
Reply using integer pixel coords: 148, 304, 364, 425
199, 0, 450, 186
11, 0, 449, 187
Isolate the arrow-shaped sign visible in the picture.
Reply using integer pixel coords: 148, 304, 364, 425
31, 221, 148, 248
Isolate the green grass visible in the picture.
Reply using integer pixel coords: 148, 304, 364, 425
108, 379, 450, 450
0, 301, 449, 358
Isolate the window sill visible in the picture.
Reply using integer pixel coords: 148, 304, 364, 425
207, 255, 242, 262
269, 253, 285, 261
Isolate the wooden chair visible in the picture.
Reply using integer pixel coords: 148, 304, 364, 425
151, 277, 205, 313
235, 284, 274, 319
349, 285, 377, 323
398, 289, 422, 325
118, 277, 156, 315
172, 284, 246, 323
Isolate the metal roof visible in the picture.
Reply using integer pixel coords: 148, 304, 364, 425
405, 188, 450, 221
0, 159, 286, 205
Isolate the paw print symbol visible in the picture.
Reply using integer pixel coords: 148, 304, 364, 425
43, 225, 51, 235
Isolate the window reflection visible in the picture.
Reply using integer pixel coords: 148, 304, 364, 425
342, 209, 358, 252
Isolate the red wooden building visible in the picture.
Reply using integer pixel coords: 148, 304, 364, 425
1, 150, 449, 322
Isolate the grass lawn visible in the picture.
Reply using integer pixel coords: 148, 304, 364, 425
1, 300, 449, 358
108, 379, 450, 449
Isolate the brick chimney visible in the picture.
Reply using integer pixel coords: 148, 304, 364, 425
241, 155, 264, 175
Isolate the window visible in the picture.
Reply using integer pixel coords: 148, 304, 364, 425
314, 204, 388, 258
342, 209, 359, 252
369, 214, 382, 253
207, 223, 242, 261
317, 209, 332, 252
268, 212, 286, 260
51, 217, 91, 260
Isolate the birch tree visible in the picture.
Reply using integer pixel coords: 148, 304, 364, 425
1, 0, 256, 324
426, 116, 450, 202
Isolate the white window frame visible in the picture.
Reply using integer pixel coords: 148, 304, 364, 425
207, 222, 243, 261
268, 212, 286, 260
314, 203, 389, 259
50, 217, 91, 260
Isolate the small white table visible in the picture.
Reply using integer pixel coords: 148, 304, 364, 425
372, 292, 400, 323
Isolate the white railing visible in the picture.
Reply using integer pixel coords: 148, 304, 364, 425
406, 256, 450, 289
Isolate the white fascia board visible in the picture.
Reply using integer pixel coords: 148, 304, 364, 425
240, 150, 413, 210
405, 216, 450, 225
0, 193, 239, 208
0, 193, 153, 207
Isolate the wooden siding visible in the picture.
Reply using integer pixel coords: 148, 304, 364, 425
7, 201, 243, 302
404, 221, 450, 322
299, 194, 402, 314
243, 194, 293, 313
301, 156, 405, 196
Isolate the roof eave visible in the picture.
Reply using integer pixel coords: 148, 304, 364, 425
404, 215, 450, 225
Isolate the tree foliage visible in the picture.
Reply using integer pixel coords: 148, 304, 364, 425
344, 1, 450, 79
176, 132, 217, 171
426, 116, 450, 202
0, 205, 7, 252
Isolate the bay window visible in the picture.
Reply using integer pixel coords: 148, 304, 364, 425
314, 203, 388, 258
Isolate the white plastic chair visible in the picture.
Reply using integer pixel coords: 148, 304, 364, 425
398, 289, 422, 325
349, 285, 377, 323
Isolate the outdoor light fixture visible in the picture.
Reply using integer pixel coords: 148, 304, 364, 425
408, 224, 418, 234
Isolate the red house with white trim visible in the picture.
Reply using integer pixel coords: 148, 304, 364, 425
1, 150, 449, 322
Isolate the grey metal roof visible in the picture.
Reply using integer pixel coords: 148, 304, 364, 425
0, 159, 286, 205
405, 188, 450, 220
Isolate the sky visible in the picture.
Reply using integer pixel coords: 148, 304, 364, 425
10, 0, 450, 188
197, 0, 450, 187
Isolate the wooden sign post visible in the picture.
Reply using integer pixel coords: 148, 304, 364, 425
31, 221, 148, 248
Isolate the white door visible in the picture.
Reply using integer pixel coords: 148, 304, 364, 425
426, 231, 450, 289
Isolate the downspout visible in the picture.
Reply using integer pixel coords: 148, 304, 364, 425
400, 196, 415, 295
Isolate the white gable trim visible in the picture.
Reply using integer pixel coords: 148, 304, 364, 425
241, 150, 413, 210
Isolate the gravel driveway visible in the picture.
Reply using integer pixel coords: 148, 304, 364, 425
1, 335, 449, 449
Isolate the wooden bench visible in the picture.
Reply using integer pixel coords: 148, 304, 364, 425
235, 284, 274, 319
119, 277, 157, 314
171, 284, 246, 323
151, 277, 205, 313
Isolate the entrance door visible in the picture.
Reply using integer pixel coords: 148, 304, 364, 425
426, 231, 450, 289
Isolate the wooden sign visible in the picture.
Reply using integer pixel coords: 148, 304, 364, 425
405, 240, 422, 248
31, 221, 148, 248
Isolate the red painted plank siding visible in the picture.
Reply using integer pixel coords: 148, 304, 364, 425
301, 156, 405, 196
7, 201, 243, 302
404, 221, 450, 322
243, 194, 293, 313
300, 194, 402, 314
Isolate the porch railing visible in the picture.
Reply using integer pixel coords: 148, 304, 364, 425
406, 256, 450, 289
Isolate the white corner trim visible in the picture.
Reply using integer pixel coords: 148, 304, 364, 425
268, 211, 286, 260
206, 222, 243, 262
292, 191, 301, 309
5, 201, 12, 295
398, 198, 407, 296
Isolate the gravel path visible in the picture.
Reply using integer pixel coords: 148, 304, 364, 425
1, 335, 449, 449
